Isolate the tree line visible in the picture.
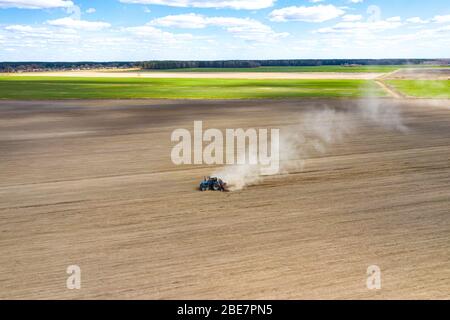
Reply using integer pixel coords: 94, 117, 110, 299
138, 59, 448, 70
1, 59, 448, 72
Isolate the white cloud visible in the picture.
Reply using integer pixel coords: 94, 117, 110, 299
119, 0, 275, 10
124, 25, 195, 45
348, 0, 363, 3
47, 17, 111, 30
316, 19, 403, 34
3, 24, 79, 44
433, 15, 450, 23
269, 5, 345, 23
382, 24, 450, 43
342, 14, 362, 22
151, 13, 208, 28
406, 17, 429, 24
2, 20, 201, 60
0, 0, 73, 9
86, 7, 96, 13
5, 24, 36, 32
386, 16, 401, 22
150, 13, 288, 42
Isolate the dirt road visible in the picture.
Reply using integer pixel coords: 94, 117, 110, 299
375, 80, 404, 98
0, 99, 449, 299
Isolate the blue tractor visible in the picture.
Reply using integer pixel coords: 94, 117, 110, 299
199, 177, 227, 192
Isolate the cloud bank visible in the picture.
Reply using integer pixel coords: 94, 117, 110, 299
0, 0, 73, 9
119, 0, 275, 10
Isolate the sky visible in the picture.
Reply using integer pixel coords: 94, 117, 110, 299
0, 0, 449, 61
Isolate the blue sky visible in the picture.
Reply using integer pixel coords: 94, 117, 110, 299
0, 0, 449, 61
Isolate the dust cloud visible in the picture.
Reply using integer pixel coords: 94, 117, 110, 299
214, 97, 408, 191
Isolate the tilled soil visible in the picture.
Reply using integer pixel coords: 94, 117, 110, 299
0, 98, 449, 299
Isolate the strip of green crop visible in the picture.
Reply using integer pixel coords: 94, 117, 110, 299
0, 77, 387, 100
140, 65, 449, 73
386, 80, 450, 98
141, 66, 400, 73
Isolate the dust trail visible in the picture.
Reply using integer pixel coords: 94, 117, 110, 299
214, 98, 407, 191
213, 161, 263, 191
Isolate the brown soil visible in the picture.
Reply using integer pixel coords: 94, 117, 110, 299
0, 99, 449, 299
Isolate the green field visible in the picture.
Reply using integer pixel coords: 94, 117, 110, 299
0, 77, 386, 100
143, 65, 449, 73
386, 80, 450, 98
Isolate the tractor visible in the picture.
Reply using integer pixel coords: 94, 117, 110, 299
199, 177, 227, 192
